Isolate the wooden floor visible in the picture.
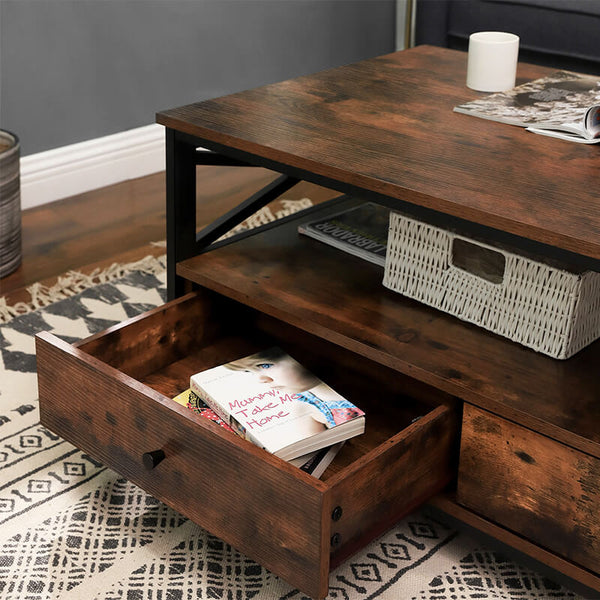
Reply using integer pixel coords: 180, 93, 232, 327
0, 166, 338, 305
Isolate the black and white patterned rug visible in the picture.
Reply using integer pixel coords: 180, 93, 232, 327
0, 257, 587, 600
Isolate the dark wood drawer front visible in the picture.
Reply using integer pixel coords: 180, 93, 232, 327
458, 404, 600, 574
36, 331, 330, 599
36, 291, 459, 599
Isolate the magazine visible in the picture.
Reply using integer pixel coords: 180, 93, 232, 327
454, 70, 600, 144
189, 347, 365, 462
298, 202, 390, 266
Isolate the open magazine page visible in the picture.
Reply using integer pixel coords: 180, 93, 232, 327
587, 104, 600, 136
454, 70, 600, 142
526, 104, 600, 143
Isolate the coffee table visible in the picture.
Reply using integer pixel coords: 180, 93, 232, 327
38, 46, 600, 598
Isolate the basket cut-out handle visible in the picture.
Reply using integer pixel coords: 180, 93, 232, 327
450, 237, 506, 284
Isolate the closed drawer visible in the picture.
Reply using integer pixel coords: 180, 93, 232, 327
457, 404, 600, 575
36, 289, 459, 600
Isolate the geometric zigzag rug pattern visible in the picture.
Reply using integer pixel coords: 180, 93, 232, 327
0, 258, 585, 600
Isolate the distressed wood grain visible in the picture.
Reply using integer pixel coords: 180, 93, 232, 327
458, 404, 600, 575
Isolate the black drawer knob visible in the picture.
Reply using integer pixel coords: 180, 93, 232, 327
142, 449, 165, 470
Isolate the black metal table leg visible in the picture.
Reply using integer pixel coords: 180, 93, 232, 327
166, 129, 198, 301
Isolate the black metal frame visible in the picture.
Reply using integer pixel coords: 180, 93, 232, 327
165, 127, 600, 301
164, 125, 390, 300
164, 126, 431, 300
165, 129, 303, 299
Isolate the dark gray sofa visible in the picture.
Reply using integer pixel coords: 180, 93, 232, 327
414, 0, 600, 75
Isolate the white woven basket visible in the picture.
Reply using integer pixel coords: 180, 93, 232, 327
383, 211, 600, 359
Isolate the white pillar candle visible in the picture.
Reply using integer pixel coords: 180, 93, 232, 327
467, 31, 520, 92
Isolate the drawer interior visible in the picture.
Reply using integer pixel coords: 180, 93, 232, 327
77, 289, 458, 482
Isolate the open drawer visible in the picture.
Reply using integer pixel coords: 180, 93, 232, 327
36, 289, 459, 599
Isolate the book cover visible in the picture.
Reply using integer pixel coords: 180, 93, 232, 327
174, 390, 343, 477
289, 442, 344, 478
190, 347, 365, 461
172, 388, 235, 432
454, 70, 600, 143
298, 202, 389, 266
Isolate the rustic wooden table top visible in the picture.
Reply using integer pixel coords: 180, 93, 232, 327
157, 45, 600, 262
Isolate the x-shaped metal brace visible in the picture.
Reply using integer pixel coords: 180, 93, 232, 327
165, 129, 300, 300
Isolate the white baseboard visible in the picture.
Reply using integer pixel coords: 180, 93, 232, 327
20, 124, 166, 210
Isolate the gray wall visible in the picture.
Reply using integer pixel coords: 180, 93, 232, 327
0, 0, 396, 156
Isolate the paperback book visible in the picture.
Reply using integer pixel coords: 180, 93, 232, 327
454, 70, 600, 144
298, 202, 390, 266
288, 442, 345, 478
172, 388, 343, 477
189, 347, 365, 462
172, 388, 235, 432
